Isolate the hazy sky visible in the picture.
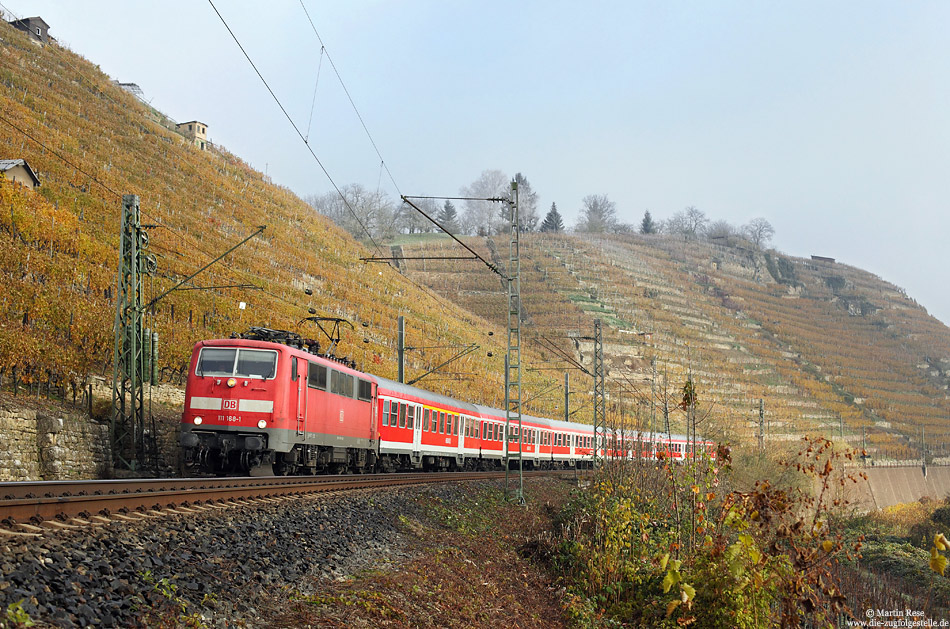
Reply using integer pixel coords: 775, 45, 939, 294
7, 1, 950, 325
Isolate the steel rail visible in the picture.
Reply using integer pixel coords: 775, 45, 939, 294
0, 470, 568, 524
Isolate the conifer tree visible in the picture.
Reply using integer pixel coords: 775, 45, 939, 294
438, 200, 460, 234
640, 209, 657, 234
539, 202, 565, 233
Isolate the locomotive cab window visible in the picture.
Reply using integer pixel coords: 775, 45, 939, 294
308, 362, 327, 390
197, 347, 277, 379
236, 350, 277, 379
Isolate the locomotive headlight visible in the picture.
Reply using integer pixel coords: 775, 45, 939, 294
227, 378, 237, 388
193, 416, 203, 425
257, 419, 267, 429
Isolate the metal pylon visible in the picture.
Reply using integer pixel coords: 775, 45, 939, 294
111, 195, 157, 473
592, 318, 606, 466
504, 180, 524, 504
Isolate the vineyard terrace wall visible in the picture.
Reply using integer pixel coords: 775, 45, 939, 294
0, 400, 111, 481
0, 382, 185, 481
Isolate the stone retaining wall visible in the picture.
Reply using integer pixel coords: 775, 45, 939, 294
0, 405, 111, 481
0, 380, 186, 481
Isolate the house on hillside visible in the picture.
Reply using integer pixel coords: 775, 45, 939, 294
0, 159, 41, 190
176, 120, 208, 150
8, 16, 50, 44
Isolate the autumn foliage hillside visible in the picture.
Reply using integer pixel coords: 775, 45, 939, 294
396, 229, 950, 458
0, 22, 548, 410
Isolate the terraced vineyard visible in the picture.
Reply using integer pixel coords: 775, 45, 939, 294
0, 22, 560, 413
396, 232, 950, 458
2, 20, 947, 460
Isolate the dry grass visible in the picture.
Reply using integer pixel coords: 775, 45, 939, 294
263, 477, 575, 628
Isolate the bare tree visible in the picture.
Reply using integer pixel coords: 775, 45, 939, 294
706, 219, 737, 241
460, 169, 509, 235
666, 205, 708, 239
306, 184, 398, 242
576, 194, 617, 233
743, 217, 775, 249
512, 172, 540, 232
401, 196, 438, 234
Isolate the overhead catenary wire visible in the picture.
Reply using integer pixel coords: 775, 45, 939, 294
207, 0, 384, 257
297, 0, 401, 197
1, 3, 474, 355
304, 45, 325, 143
0, 112, 122, 199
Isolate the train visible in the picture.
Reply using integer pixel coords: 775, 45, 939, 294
179, 328, 715, 475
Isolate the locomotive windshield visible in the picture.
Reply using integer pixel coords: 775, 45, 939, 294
196, 347, 277, 379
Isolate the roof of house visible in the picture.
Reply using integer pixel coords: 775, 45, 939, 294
10, 16, 50, 29
0, 159, 41, 186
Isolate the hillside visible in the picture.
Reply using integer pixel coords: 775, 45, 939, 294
0, 21, 560, 414
1, 20, 948, 463
394, 232, 950, 458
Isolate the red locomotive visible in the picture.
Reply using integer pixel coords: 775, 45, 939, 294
179, 328, 714, 475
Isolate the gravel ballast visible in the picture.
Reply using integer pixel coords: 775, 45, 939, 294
0, 483, 459, 627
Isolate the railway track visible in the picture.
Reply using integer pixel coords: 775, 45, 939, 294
0, 470, 574, 533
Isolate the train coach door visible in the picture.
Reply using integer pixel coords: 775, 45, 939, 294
411, 405, 422, 462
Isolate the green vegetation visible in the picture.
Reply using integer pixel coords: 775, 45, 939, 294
551, 439, 870, 627
842, 500, 950, 614
2, 601, 34, 628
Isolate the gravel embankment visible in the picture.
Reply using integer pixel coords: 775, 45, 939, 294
0, 483, 468, 628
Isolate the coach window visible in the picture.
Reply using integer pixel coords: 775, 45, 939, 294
424, 409, 430, 432
438, 411, 445, 434
407, 405, 415, 429
453, 415, 459, 436
399, 404, 407, 428
390, 402, 398, 426
383, 400, 390, 427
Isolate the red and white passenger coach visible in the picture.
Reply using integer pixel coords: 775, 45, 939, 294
179, 330, 714, 475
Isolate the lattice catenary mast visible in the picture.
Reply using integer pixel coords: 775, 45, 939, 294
504, 180, 524, 504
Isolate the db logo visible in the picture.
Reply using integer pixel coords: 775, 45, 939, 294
223, 399, 238, 410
